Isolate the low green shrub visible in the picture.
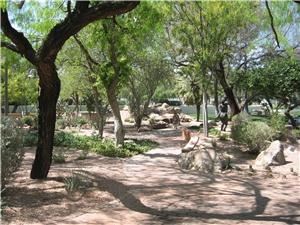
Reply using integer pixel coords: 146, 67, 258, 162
21, 115, 34, 127
56, 118, 67, 129
53, 150, 66, 163
23, 131, 158, 157
64, 173, 84, 192
1, 117, 24, 189
75, 117, 88, 129
291, 129, 300, 139
231, 113, 273, 153
23, 132, 38, 146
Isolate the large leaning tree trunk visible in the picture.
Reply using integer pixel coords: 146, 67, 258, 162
31, 63, 60, 178
1, 1, 139, 179
215, 60, 241, 117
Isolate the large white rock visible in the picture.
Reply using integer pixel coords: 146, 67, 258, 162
182, 136, 200, 153
255, 140, 286, 168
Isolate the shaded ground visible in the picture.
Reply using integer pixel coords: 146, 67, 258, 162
2, 125, 300, 225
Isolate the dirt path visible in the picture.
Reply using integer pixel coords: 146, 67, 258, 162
2, 127, 300, 225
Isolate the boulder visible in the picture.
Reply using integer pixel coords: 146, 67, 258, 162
151, 121, 168, 129
182, 136, 200, 153
161, 113, 174, 124
255, 140, 286, 168
181, 115, 193, 122
208, 120, 217, 127
178, 148, 221, 173
187, 121, 203, 129
161, 103, 169, 108
149, 113, 163, 122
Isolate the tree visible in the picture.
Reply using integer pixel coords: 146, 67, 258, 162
1, 49, 38, 113
235, 57, 300, 127
126, 51, 172, 128
1, 1, 139, 179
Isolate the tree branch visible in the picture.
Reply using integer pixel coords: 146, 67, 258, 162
265, 0, 280, 48
1, 9, 37, 64
1, 41, 21, 54
73, 35, 99, 66
39, 1, 139, 61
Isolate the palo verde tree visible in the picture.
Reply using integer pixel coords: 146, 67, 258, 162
1, 1, 139, 179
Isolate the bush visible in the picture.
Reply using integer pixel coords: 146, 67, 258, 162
56, 118, 67, 129
22, 131, 158, 158
53, 149, 66, 163
21, 114, 38, 129
1, 117, 24, 189
268, 113, 287, 139
64, 172, 84, 193
75, 117, 88, 129
23, 132, 38, 146
231, 113, 273, 153
21, 115, 34, 127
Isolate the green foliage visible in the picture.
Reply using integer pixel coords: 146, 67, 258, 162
209, 128, 229, 141
75, 117, 88, 128
53, 149, 66, 164
268, 113, 287, 139
23, 131, 158, 157
231, 113, 274, 153
23, 132, 38, 146
64, 172, 84, 193
291, 129, 300, 139
21, 115, 34, 126
1, 117, 24, 189
56, 118, 67, 130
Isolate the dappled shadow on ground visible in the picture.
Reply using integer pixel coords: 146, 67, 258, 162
2, 128, 300, 225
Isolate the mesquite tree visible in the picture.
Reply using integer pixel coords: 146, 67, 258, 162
1, 1, 139, 179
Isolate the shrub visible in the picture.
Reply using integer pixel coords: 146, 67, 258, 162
268, 113, 287, 139
23, 132, 38, 146
56, 118, 67, 129
75, 117, 88, 129
1, 117, 24, 189
291, 129, 300, 139
64, 172, 84, 192
53, 149, 66, 163
21, 115, 34, 127
22, 131, 158, 158
231, 114, 273, 153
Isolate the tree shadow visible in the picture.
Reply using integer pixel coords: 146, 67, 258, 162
72, 170, 300, 224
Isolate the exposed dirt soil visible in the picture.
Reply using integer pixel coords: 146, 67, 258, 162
2, 125, 300, 225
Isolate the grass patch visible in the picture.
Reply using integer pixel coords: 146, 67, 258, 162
23, 131, 158, 158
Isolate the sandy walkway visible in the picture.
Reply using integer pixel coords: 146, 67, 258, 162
2, 128, 300, 225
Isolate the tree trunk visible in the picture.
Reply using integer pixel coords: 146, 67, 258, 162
216, 61, 240, 116
135, 116, 142, 129
107, 83, 125, 146
243, 91, 250, 114
74, 92, 79, 116
214, 78, 219, 116
203, 91, 208, 137
4, 64, 9, 116
96, 109, 106, 139
196, 103, 201, 122
30, 63, 60, 179
11, 104, 18, 113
